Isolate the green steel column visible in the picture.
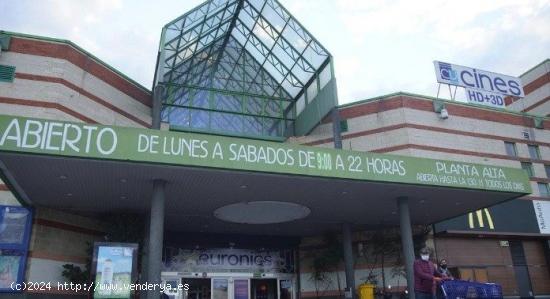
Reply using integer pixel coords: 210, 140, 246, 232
331, 107, 343, 149
146, 179, 166, 299
152, 85, 164, 130
398, 197, 415, 299
342, 223, 355, 299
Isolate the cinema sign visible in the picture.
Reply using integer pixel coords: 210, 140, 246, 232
433, 61, 525, 97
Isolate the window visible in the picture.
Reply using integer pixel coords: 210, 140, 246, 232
538, 183, 550, 197
340, 119, 349, 133
521, 162, 534, 177
504, 142, 517, 156
545, 165, 550, 178
528, 145, 540, 160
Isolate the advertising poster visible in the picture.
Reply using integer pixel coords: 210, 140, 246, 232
212, 279, 228, 299
234, 280, 249, 299
0, 206, 31, 246
533, 200, 550, 234
0, 252, 23, 289
92, 243, 138, 299
0, 206, 32, 293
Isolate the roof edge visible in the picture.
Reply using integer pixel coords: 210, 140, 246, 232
339, 91, 550, 120
0, 30, 151, 94
519, 58, 550, 78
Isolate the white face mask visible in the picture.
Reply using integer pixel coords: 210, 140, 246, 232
421, 254, 430, 261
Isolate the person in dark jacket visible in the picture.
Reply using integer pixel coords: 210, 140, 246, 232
436, 259, 453, 279
435, 259, 453, 298
413, 247, 441, 299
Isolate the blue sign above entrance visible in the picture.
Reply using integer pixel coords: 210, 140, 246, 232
163, 248, 295, 274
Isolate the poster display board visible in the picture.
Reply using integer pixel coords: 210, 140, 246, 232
0, 206, 32, 293
91, 243, 138, 298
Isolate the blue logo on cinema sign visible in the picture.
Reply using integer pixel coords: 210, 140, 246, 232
438, 62, 459, 84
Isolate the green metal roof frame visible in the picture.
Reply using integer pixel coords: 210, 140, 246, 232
154, 0, 334, 139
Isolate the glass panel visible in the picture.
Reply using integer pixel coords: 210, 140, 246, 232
193, 90, 210, 108
0, 207, 30, 245
211, 112, 243, 134
190, 109, 209, 129
296, 94, 305, 116
263, 2, 286, 29
213, 279, 229, 299
538, 183, 550, 197
279, 280, 293, 299
238, 8, 256, 29
264, 118, 282, 136
234, 280, 249, 299
319, 63, 332, 89
184, 278, 211, 299
307, 79, 318, 103
528, 145, 540, 159
504, 142, 517, 157
302, 43, 326, 69
214, 93, 242, 113
282, 20, 309, 53
169, 107, 191, 128
521, 162, 533, 177
243, 115, 263, 135
545, 165, 550, 178
265, 100, 281, 117
248, 0, 264, 11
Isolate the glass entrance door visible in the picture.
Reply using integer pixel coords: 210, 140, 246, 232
184, 278, 211, 299
163, 274, 293, 299
250, 279, 277, 299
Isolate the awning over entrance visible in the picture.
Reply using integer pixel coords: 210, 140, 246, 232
0, 115, 530, 235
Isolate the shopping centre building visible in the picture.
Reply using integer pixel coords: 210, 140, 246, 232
0, 0, 548, 298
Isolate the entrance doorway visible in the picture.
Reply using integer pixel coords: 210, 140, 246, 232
250, 279, 277, 299
162, 273, 294, 299
184, 278, 212, 299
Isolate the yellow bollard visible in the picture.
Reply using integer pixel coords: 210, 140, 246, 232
358, 283, 375, 299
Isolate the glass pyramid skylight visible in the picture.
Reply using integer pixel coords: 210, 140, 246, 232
155, 0, 336, 140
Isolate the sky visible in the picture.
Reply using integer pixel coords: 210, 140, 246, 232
1, 0, 549, 105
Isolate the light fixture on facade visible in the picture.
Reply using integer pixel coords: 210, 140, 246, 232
214, 201, 310, 224
59, 175, 67, 180
433, 100, 449, 119
439, 108, 449, 119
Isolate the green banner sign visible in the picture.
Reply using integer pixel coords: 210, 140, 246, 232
0, 115, 531, 194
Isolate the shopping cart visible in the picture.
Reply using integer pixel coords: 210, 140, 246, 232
440, 280, 503, 299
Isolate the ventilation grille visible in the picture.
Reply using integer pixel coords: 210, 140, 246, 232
0, 65, 15, 83
522, 130, 530, 140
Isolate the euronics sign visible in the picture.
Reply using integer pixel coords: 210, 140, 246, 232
0, 115, 530, 193
433, 61, 525, 98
